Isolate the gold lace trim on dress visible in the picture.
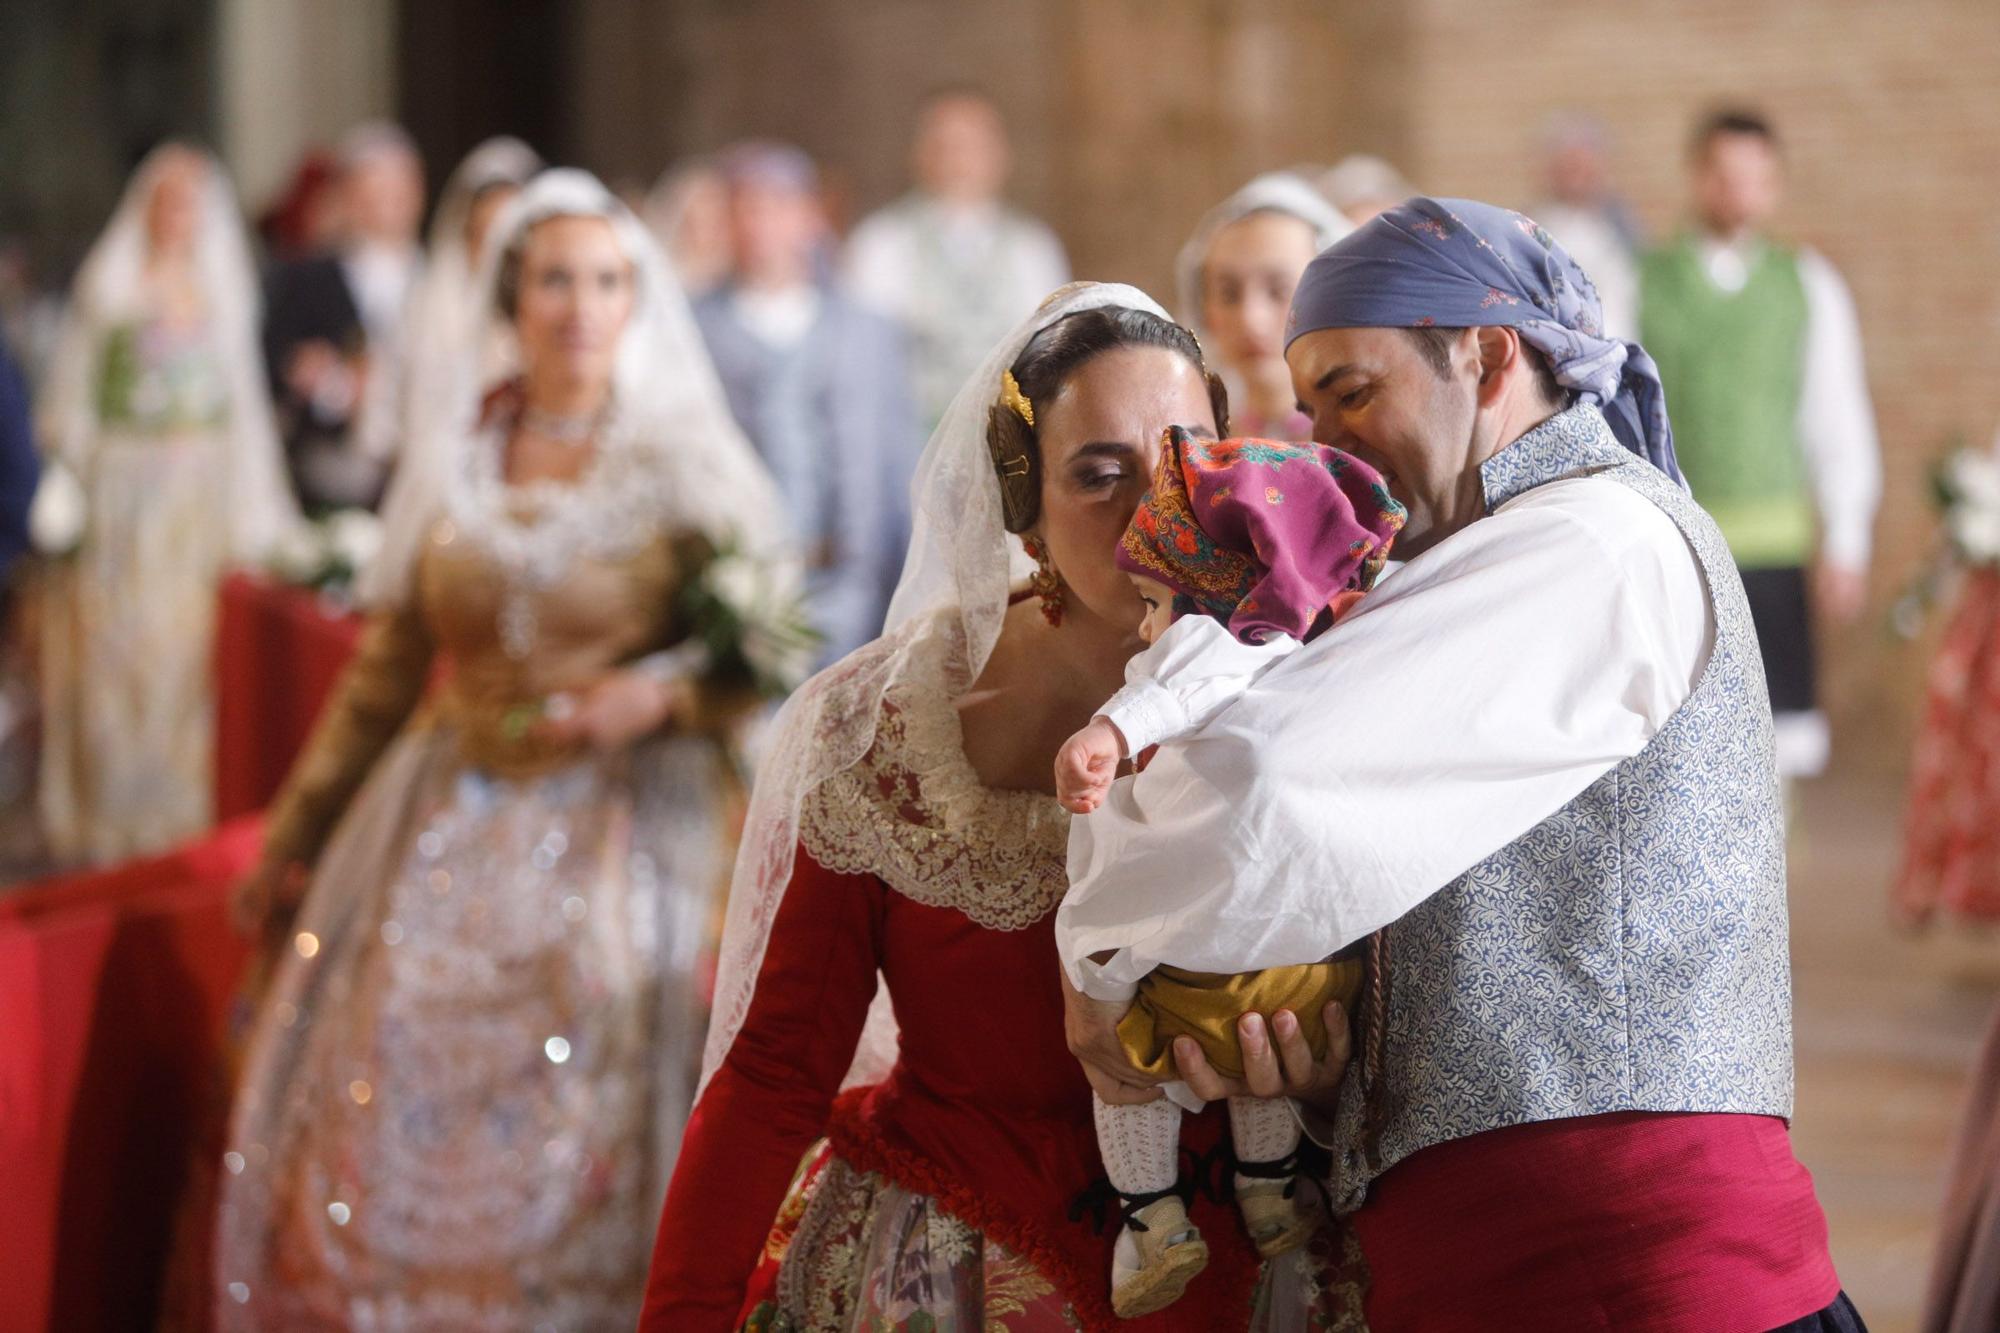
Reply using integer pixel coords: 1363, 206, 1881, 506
797, 625, 1070, 931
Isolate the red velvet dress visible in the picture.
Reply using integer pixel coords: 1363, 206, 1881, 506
641, 627, 1360, 1331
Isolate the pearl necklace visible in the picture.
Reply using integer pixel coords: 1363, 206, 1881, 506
447, 403, 665, 660
519, 402, 608, 445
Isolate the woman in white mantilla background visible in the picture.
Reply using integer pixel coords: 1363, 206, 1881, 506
216, 169, 793, 1329
33, 142, 299, 865
1175, 171, 1351, 444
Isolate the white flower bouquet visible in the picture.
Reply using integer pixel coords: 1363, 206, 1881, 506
677, 542, 818, 697
28, 459, 87, 558
266, 508, 385, 596
1939, 446, 2000, 567
1891, 440, 2000, 638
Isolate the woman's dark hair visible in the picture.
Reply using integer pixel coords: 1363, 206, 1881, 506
986, 306, 1230, 532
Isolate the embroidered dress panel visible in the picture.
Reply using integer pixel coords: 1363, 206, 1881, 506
798, 616, 1070, 931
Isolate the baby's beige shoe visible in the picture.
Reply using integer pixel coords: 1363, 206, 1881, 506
1110, 1194, 1208, 1318
1236, 1178, 1317, 1259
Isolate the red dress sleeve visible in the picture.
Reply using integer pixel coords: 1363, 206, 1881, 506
639, 844, 886, 1330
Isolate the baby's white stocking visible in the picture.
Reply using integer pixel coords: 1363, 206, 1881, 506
1093, 1092, 1182, 1195
1228, 1095, 1300, 1168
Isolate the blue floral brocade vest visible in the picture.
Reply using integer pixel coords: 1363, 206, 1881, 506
1329, 406, 1793, 1211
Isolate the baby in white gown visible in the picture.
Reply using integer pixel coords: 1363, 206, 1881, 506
1052, 427, 1404, 1317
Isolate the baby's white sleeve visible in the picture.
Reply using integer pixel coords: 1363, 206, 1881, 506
1099, 616, 1298, 755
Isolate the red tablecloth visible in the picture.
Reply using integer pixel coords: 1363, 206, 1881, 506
0, 817, 263, 1332
214, 573, 364, 822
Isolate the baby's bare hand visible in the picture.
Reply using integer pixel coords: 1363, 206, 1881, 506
1055, 719, 1123, 814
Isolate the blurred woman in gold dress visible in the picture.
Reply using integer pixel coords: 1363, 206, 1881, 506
215, 169, 790, 1330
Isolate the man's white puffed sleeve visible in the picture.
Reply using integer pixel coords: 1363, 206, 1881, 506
1057, 477, 1715, 995
1795, 249, 1881, 573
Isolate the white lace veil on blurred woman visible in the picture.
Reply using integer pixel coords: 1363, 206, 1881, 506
351, 135, 542, 469
216, 168, 790, 1329
34, 142, 299, 864
643, 159, 733, 298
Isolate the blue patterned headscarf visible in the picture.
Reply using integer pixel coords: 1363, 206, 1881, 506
1286, 196, 1683, 486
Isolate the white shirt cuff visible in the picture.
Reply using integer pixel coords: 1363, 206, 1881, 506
1074, 958, 1140, 1005
1818, 517, 1873, 573
1099, 679, 1188, 756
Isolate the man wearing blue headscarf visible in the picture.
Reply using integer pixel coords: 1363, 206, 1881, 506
1064, 199, 1860, 1330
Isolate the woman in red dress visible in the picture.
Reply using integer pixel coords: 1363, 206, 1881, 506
641, 283, 1363, 1330
1896, 547, 2000, 925
1901, 436, 2000, 1329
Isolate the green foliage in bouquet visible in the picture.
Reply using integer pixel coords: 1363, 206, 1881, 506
676, 538, 819, 698
265, 510, 384, 601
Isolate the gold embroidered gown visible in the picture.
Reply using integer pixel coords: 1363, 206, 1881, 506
216, 454, 754, 1330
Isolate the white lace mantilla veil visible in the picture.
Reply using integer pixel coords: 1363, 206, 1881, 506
411, 136, 542, 353
359, 167, 787, 610
352, 135, 542, 468
37, 142, 300, 559
700, 281, 1172, 1097
1173, 171, 1353, 349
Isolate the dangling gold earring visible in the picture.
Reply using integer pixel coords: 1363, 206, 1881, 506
1020, 534, 1065, 627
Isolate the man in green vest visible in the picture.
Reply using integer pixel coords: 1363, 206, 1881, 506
1640, 108, 1880, 780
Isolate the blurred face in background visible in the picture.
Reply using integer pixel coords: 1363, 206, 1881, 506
511, 214, 635, 395
1547, 138, 1608, 207
345, 146, 425, 248
1693, 131, 1782, 237
144, 150, 205, 259
1200, 210, 1321, 401
464, 182, 520, 269
727, 178, 823, 287
912, 94, 1010, 206
657, 167, 732, 290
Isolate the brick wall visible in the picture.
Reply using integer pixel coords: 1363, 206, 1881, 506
568, 0, 2000, 769
1382, 0, 2000, 771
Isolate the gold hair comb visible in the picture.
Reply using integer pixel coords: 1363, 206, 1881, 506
1000, 370, 1035, 428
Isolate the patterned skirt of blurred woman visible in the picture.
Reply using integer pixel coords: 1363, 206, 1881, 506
34, 144, 297, 863
1895, 562, 2000, 926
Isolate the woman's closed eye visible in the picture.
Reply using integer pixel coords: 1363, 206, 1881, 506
1066, 442, 1140, 493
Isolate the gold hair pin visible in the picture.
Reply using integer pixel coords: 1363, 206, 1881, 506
1000, 370, 1035, 428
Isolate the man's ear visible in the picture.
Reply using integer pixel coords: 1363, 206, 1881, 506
1471, 326, 1519, 406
